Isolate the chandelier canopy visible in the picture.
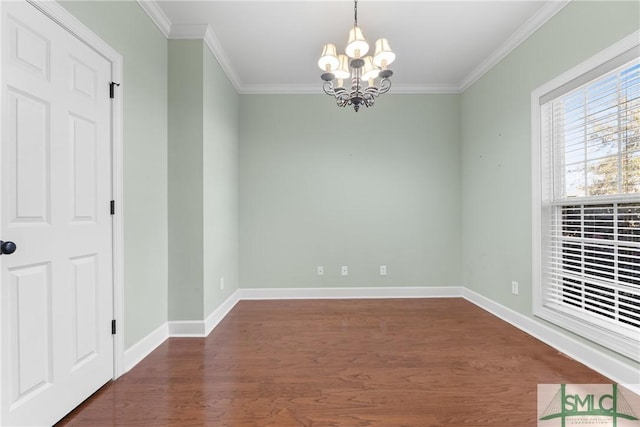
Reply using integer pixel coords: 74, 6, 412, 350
318, 0, 396, 112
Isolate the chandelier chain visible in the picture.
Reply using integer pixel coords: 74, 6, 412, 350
354, 0, 358, 27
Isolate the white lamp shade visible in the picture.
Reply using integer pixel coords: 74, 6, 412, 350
345, 26, 369, 58
361, 56, 379, 81
318, 43, 339, 71
373, 38, 396, 68
334, 54, 351, 79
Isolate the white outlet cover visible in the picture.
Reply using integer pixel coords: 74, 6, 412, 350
317, 266, 324, 276
220, 277, 225, 290
341, 266, 348, 276
380, 265, 387, 276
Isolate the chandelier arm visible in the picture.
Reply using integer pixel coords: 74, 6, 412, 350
363, 91, 376, 104
336, 89, 348, 105
379, 77, 392, 94
322, 80, 336, 96
364, 86, 378, 95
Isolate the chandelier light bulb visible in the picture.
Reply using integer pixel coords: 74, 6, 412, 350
361, 56, 379, 81
334, 54, 351, 79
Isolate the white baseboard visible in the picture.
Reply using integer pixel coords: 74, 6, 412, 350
462, 288, 640, 395
238, 286, 463, 300
204, 291, 241, 336
123, 322, 168, 373
167, 291, 242, 337
168, 320, 205, 337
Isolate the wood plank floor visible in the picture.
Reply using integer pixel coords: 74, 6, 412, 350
56, 298, 611, 426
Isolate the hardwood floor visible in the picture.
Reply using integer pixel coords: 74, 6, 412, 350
56, 298, 611, 426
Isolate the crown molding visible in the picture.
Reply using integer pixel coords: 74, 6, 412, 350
137, 0, 571, 95
168, 23, 207, 39
458, 0, 571, 92
239, 84, 322, 95
202, 26, 242, 93
239, 82, 461, 95
166, 24, 242, 93
136, 0, 245, 92
392, 83, 461, 94
136, 0, 171, 38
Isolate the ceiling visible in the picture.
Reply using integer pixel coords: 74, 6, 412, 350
141, 0, 570, 94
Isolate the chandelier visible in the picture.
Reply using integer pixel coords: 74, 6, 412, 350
318, 0, 396, 112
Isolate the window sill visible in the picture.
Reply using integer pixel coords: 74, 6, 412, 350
534, 304, 640, 363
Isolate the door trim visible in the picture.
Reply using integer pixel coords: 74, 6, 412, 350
24, 0, 125, 379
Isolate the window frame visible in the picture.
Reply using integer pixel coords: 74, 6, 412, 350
532, 31, 640, 362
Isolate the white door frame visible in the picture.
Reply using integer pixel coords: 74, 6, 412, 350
11, 0, 126, 379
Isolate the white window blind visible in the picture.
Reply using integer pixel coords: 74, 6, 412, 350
536, 50, 640, 360
547, 202, 640, 333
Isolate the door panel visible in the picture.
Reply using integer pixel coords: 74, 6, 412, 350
7, 15, 50, 81
1, 2, 114, 425
70, 254, 98, 368
69, 56, 97, 102
69, 114, 97, 222
6, 89, 50, 224
9, 262, 52, 404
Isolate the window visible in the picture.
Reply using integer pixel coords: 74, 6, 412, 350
532, 33, 640, 361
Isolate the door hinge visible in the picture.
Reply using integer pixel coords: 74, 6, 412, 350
112, 319, 116, 335
110, 200, 115, 215
109, 82, 120, 99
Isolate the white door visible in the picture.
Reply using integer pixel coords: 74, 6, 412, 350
0, 2, 114, 426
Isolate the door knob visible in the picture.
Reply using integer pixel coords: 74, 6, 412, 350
0, 241, 17, 255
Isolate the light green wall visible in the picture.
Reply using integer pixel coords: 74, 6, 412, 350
239, 94, 461, 288
168, 40, 240, 320
461, 0, 640, 368
168, 40, 204, 320
203, 45, 240, 315
60, 1, 168, 349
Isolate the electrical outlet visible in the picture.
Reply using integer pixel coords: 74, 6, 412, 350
220, 277, 224, 290
341, 266, 348, 276
317, 266, 324, 276
511, 281, 519, 295
380, 265, 387, 276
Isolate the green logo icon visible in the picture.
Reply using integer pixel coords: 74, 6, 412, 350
539, 384, 639, 426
